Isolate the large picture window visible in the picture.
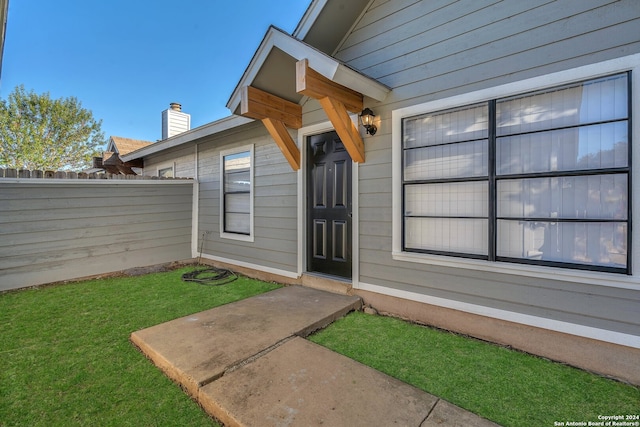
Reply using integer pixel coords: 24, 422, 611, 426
221, 145, 253, 240
402, 73, 630, 273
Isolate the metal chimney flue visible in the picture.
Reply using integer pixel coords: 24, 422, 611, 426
169, 102, 182, 112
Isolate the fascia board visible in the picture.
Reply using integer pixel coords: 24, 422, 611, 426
226, 28, 337, 113
226, 27, 281, 112
292, 0, 328, 39
121, 115, 253, 161
227, 27, 389, 113
333, 64, 390, 102
275, 30, 339, 78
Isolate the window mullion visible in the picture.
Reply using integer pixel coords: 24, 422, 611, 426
488, 100, 497, 262
627, 70, 633, 275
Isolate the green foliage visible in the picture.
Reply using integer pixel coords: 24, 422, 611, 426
310, 312, 640, 427
0, 85, 105, 170
0, 267, 281, 426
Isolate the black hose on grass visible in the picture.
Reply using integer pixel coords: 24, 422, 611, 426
181, 267, 237, 286
181, 231, 238, 286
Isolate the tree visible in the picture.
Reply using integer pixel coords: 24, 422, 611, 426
0, 85, 105, 171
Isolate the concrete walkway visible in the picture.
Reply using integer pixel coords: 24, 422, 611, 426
131, 286, 500, 427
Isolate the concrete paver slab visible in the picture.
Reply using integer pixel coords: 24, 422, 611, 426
130, 286, 361, 396
422, 399, 501, 427
199, 336, 438, 427
132, 284, 502, 426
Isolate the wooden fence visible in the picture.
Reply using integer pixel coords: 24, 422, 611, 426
0, 168, 185, 180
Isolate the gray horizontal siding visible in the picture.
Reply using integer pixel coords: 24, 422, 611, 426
0, 181, 193, 291
143, 144, 196, 178
336, 0, 640, 337
338, 0, 640, 105
196, 127, 299, 274
357, 251, 640, 336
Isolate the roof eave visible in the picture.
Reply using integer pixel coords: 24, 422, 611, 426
121, 115, 254, 161
292, 0, 328, 40
226, 26, 389, 115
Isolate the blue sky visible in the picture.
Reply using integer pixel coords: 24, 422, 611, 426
1, 0, 311, 146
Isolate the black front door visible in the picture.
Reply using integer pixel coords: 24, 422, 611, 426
307, 131, 352, 278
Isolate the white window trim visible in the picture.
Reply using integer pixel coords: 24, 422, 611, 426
156, 162, 175, 178
220, 144, 254, 242
392, 53, 640, 289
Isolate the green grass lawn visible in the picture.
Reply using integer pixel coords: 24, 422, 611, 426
309, 311, 640, 427
2, 269, 638, 427
0, 267, 280, 427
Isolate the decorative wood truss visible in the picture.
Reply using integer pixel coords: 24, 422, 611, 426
241, 85, 302, 170
239, 58, 366, 170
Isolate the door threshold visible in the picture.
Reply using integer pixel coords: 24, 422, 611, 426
301, 272, 353, 295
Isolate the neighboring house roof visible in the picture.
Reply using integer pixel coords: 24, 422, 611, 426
107, 136, 153, 156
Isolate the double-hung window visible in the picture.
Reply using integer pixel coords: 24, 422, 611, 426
220, 145, 254, 241
402, 73, 631, 273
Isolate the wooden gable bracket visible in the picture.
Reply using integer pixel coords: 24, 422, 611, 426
296, 58, 365, 163
241, 85, 302, 170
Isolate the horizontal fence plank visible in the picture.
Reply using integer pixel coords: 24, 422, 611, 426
0, 181, 193, 291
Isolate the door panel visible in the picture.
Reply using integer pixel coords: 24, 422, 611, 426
313, 163, 327, 208
307, 131, 352, 278
332, 220, 347, 261
313, 219, 327, 259
333, 160, 347, 208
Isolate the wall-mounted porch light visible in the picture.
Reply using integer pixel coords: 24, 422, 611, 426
359, 107, 377, 135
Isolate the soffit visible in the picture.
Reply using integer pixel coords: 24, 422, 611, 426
251, 47, 301, 106
226, 26, 389, 116
294, 0, 370, 55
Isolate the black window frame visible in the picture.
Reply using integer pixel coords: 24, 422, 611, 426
401, 72, 632, 274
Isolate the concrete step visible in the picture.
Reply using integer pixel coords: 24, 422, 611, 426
131, 286, 362, 397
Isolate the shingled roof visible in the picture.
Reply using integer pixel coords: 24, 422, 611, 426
108, 136, 153, 156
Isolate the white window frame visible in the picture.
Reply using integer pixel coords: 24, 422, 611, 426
392, 53, 640, 288
157, 162, 175, 178
220, 144, 254, 242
